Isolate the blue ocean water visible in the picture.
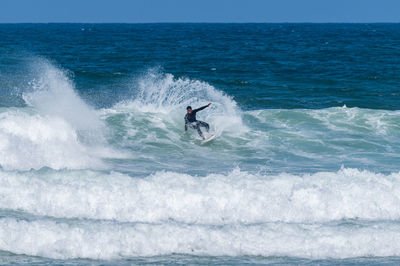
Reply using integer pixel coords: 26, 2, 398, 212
0, 23, 400, 265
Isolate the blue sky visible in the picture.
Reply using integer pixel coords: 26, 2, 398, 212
1, 0, 399, 23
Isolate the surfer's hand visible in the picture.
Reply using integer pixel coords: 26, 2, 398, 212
207, 103, 211, 107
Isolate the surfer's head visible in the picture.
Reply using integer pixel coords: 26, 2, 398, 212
186, 106, 192, 113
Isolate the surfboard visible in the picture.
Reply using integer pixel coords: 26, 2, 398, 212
201, 134, 215, 144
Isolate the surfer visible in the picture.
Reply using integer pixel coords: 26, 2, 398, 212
185, 103, 211, 140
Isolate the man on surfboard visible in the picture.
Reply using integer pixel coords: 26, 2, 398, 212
185, 103, 211, 140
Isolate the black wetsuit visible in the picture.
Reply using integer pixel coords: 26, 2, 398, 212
184, 105, 210, 138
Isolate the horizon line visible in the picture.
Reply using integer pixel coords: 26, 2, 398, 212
1, 21, 400, 24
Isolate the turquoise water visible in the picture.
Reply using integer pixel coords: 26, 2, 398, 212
0, 23, 400, 264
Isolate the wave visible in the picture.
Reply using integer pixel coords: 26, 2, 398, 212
2, 167, 400, 259
0, 65, 249, 171
2, 167, 400, 224
1, 62, 400, 260
102, 98, 400, 174
1, 62, 399, 173
246, 106, 400, 139
3, 215, 400, 260
0, 60, 124, 171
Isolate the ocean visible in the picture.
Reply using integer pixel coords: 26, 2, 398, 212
0, 23, 400, 265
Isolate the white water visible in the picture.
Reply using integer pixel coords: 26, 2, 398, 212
2, 215, 400, 260
0, 109, 102, 170
1, 168, 400, 224
1, 168, 400, 259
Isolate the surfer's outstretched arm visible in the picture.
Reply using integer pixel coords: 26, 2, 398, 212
193, 103, 211, 113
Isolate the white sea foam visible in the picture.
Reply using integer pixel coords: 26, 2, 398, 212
3, 166, 400, 260
2, 215, 400, 260
0, 110, 104, 170
2, 168, 400, 224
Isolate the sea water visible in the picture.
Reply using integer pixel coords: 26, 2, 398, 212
0, 23, 400, 265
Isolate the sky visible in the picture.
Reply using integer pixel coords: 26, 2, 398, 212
1, 0, 400, 23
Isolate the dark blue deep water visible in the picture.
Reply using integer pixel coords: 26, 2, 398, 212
1, 23, 400, 265
1, 23, 400, 109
